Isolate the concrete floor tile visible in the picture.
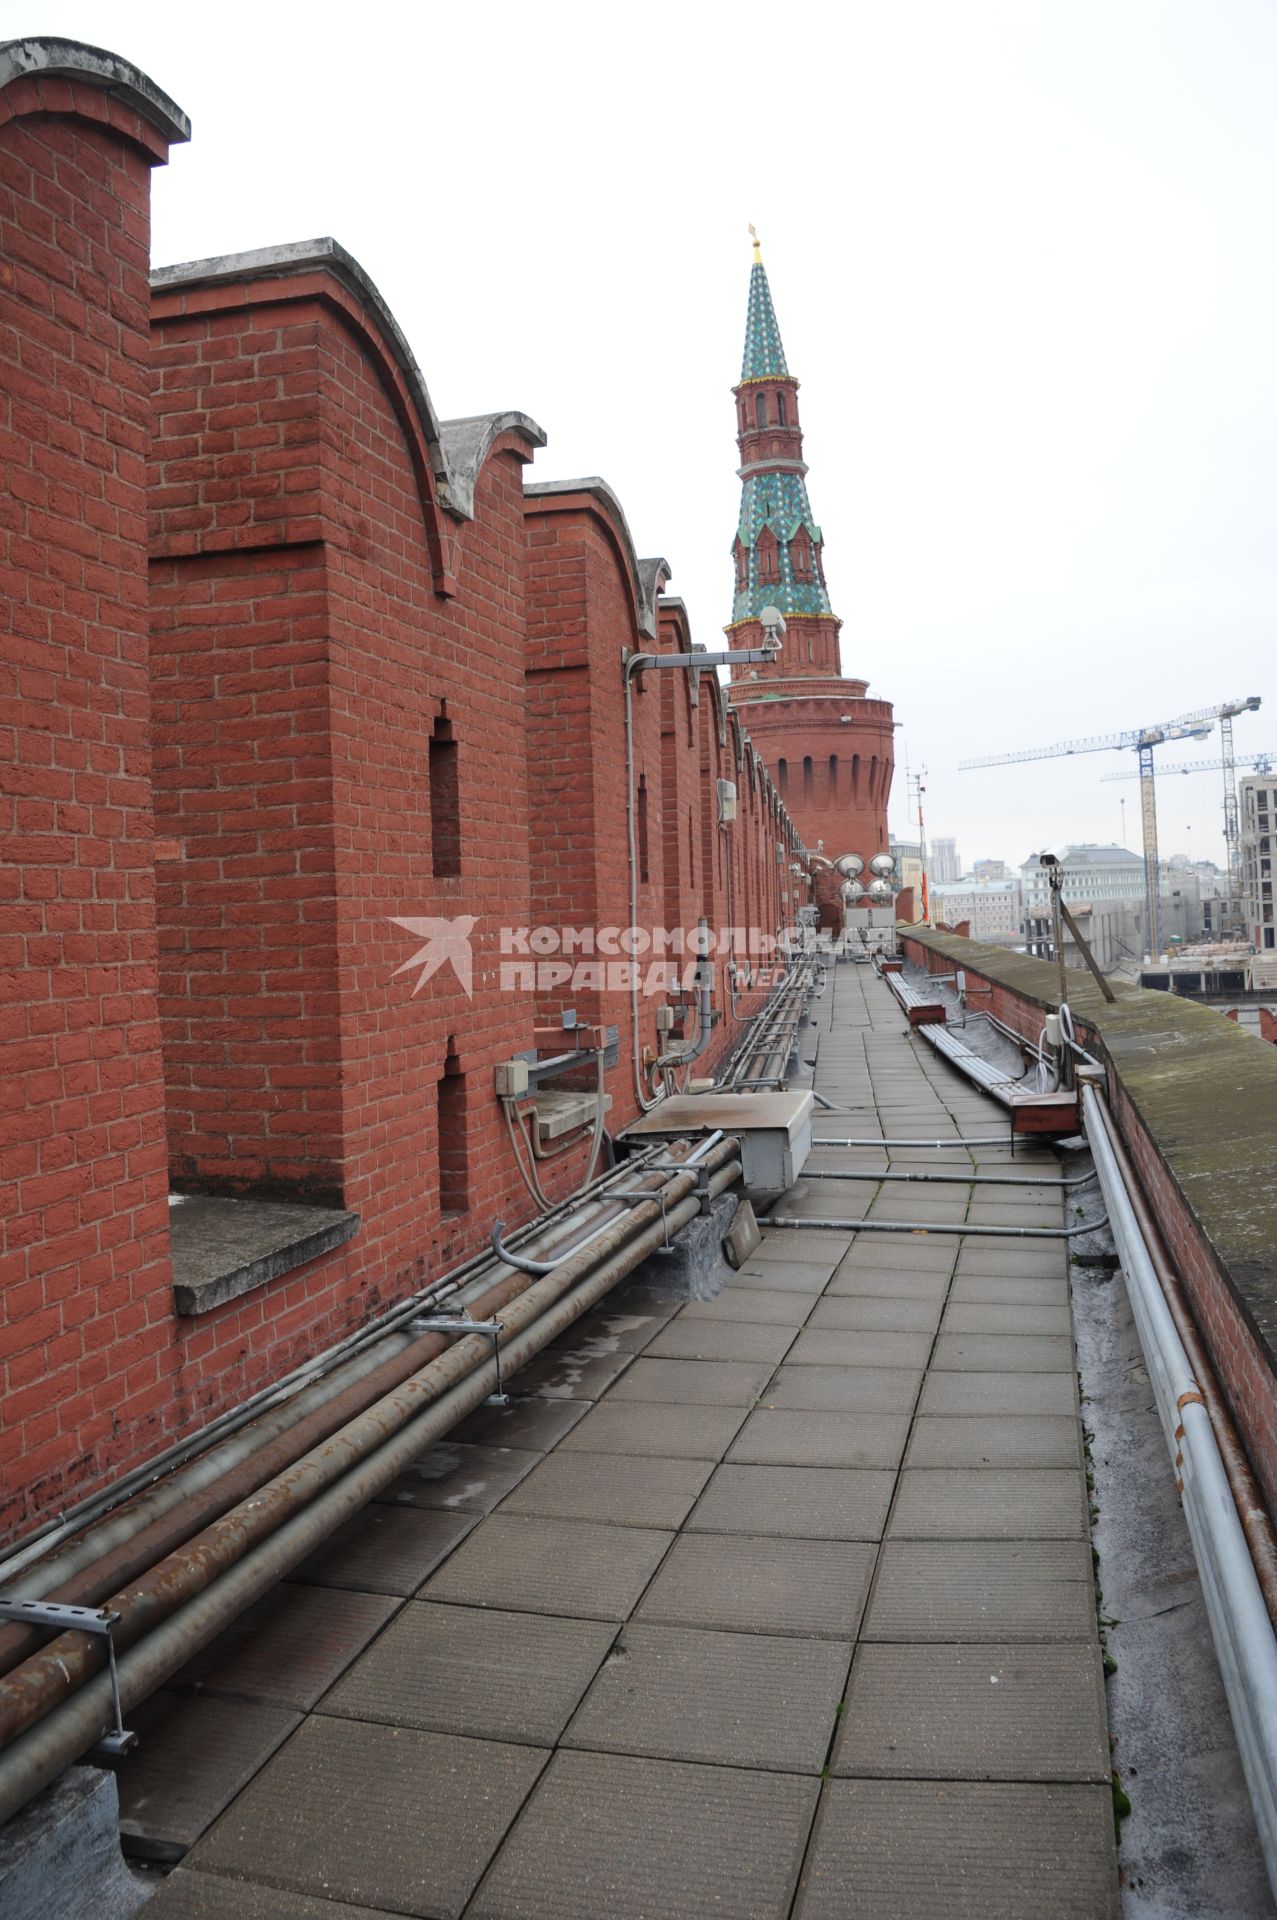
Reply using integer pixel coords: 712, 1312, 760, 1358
420, 1513, 674, 1621
887, 1469, 1089, 1540
607, 1356, 776, 1406
729, 1407, 911, 1469
192, 1716, 547, 1919
600, 1284, 685, 1320
115, 1693, 301, 1863
468, 1750, 818, 1920
931, 1332, 1075, 1372
905, 1414, 1083, 1470
562, 1622, 850, 1772
644, 1317, 797, 1363
967, 1198, 1063, 1224
635, 1532, 876, 1638
556, 1398, 749, 1460
680, 1285, 815, 1325
511, 1345, 635, 1400
918, 1370, 1079, 1416
865, 1193, 970, 1224
497, 1450, 713, 1529
862, 1541, 1097, 1641
139, 1869, 388, 1919
834, 1642, 1110, 1781
794, 1779, 1119, 1919
319, 1601, 616, 1745
785, 1327, 934, 1369
754, 1227, 855, 1262
688, 1463, 895, 1540
825, 1265, 951, 1301
724, 1263, 832, 1294
836, 1240, 956, 1275
763, 1364, 922, 1415
808, 1294, 942, 1333
955, 1245, 1067, 1278
168, 1583, 398, 1710
949, 1273, 1071, 1307
778, 1187, 873, 1222
941, 1301, 1074, 1336
449, 1396, 590, 1451
560, 1306, 671, 1353
288, 1505, 477, 1597
376, 1441, 542, 1515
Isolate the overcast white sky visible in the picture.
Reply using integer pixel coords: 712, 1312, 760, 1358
7, 0, 1274, 872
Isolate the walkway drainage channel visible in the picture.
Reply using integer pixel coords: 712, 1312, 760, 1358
0, 1141, 743, 1825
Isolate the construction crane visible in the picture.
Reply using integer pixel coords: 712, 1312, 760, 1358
1101, 731, 1269, 936
959, 697, 1262, 957
1102, 750, 1273, 780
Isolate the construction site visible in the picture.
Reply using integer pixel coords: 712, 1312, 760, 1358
1, 33, 1276, 1920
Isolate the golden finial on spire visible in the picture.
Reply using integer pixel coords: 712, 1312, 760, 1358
748, 223, 761, 262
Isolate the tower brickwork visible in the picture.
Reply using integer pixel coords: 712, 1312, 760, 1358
727, 243, 894, 870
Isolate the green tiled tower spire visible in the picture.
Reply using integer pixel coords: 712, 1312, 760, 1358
729, 236, 838, 642
741, 249, 790, 382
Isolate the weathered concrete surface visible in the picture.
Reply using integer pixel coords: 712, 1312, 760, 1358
0, 1766, 149, 1920
167, 1196, 359, 1316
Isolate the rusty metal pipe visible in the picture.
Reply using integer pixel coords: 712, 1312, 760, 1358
0, 1143, 739, 1749
0, 1144, 682, 1682
0, 1157, 742, 1821
1088, 1090, 1277, 1628
0, 1140, 672, 1592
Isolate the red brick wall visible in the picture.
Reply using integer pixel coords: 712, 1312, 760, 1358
0, 67, 182, 1530
0, 49, 807, 1542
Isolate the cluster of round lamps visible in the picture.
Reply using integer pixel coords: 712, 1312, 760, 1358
834, 852, 897, 905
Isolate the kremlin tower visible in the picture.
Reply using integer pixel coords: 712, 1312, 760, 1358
726, 238, 895, 891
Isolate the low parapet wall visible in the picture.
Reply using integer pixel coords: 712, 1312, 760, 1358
899, 926, 1277, 1520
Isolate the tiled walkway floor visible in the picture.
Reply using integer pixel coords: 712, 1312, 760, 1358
135, 965, 1120, 1919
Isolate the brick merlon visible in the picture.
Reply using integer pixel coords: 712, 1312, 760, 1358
0, 35, 190, 144
151, 238, 544, 521
524, 476, 664, 640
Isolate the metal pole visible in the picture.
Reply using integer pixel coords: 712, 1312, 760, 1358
1138, 740, 1162, 956
1057, 898, 1117, 1003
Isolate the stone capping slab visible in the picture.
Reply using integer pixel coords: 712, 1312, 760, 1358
900, 924, 1277, 1381
0, 36, 190, 141
168, 1194, 359, 1316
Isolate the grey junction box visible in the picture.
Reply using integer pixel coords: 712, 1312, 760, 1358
621, 1091, 813, 1202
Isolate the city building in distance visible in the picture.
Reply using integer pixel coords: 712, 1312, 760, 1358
1241, 774, 1276, 955
930, 836, 959, 883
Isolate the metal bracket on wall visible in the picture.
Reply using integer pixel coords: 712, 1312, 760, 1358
408, 1315, 509, 1405
0, 1596, 136, 1757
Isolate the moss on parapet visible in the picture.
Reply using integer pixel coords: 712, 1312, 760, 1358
900, 926, 1277, 1375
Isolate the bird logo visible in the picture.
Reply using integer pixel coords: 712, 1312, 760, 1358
390, 915, 477, 998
